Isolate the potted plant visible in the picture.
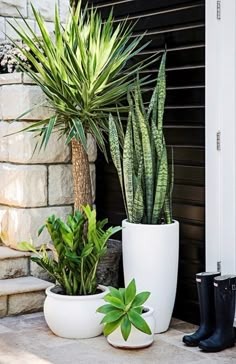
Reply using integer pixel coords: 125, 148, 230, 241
19, 205, 121, 339
8, 1, 155, 210
97, 279, 155, 349
108, 53, 179, 333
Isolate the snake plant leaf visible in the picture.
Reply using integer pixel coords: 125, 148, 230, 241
151, 119, 163, 160
123, 117, 134, 222
132, 160, 144, 224
163, 147, 174, 224
152, 147, 169, 224
109, 114, 127, 215
157, 52, 166, 131
136, 99, 154, 224
109, 53, 173, 225
128, 92, 142, 172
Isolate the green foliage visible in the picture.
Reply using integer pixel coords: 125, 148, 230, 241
97, 279, 152, 341
8, 1, 155, 157
18, 206, 121, 296
109, 53, 174, 224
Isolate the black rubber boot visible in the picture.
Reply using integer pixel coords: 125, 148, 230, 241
199, 275, 236, 352
183, 272, 221, 347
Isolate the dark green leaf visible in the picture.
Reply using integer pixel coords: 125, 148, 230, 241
125, 279, 136, 305
128, 309, 152, 335
121, 315, 132, 341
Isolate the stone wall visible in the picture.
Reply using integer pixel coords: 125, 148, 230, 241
0, 73, 97, 249
0, 0, 69, 40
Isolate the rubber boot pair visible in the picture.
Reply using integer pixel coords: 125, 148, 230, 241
182, 272, 236, 352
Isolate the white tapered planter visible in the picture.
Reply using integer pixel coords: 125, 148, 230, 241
122, 220, 179, 334
44, 285, 109, 339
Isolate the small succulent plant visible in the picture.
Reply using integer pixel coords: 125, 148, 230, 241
97, 279, 152, 341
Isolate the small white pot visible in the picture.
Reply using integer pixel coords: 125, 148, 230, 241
107, 306, 155, 349
122, 219, 179, 334
44, 285, 109, 339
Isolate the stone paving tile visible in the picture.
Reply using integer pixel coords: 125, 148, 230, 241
0, 313, 235, 364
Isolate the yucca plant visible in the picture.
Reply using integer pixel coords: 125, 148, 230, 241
109, 53, 174, 224
19, 206, 121, 295
8, 2, 155, 210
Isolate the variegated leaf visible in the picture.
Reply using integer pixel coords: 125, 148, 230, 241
123, 117, 134, 222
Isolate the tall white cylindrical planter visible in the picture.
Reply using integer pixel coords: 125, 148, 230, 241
122, 220, 179, 334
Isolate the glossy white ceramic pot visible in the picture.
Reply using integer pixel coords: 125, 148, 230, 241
44, 285, 109, 339
122, 219, 179, 333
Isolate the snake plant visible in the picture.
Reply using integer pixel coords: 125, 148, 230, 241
18, 206, 121, 295
109, 53, 174, 225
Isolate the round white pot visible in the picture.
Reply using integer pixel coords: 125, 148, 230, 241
44, 285, 109, 339
122, 219, 179, 334
107, 306, 155, 349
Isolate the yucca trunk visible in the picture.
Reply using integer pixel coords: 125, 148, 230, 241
71, 139, 92, 211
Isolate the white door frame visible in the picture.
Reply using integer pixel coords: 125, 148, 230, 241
206, 0, 236, 323
206, 0, 236, 274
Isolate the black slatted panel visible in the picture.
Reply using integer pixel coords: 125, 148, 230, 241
85, 0, 205, 324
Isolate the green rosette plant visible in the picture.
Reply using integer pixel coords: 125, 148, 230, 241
97, 279, 152, 341
18, 206, 121, 296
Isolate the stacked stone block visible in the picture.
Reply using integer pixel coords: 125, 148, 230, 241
0, 73, 97, 249
0, 0, 69, 40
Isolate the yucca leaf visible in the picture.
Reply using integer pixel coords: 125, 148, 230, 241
8, 2, 156, 159
72, 117, 87, 152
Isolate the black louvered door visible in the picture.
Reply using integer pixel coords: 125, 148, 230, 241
83, 0, 205, 324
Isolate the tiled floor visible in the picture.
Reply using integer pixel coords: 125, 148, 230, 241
0, 313, 235, 364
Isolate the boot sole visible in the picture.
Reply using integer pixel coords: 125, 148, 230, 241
199, 341, 235, 353
183, 340, 199, 347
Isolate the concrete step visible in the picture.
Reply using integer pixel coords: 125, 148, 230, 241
0, 276, 52, 317
0, 246, 31, 280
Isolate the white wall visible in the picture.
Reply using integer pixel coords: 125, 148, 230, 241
0, 0, 69, 40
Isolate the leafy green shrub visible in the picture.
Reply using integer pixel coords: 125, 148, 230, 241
109, 53, 174, 225
97, 279, 152, 341
19, 206, 121, 295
